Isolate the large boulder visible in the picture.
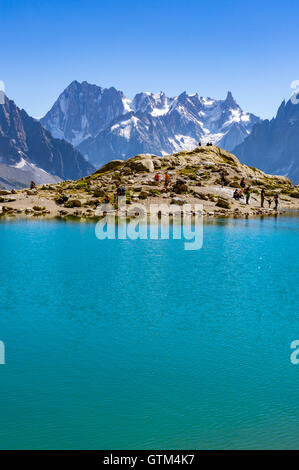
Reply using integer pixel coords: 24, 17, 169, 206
153, 158, 162, 169
172, 178, 189, 194
126, 158, 155, 173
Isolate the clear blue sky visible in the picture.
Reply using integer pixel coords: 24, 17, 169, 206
1, 0, 299, 119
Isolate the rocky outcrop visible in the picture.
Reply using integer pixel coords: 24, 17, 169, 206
94, 160, 124, 174
126, 156, 155, 173
1, 146, 297, 219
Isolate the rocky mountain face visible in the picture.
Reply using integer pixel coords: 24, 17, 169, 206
41, 81, 260, 167
0, 95, 94, 188
41, 80, 130, 146
234, 98, 299, 183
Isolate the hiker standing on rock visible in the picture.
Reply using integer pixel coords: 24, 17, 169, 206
274, 193, 279, 210
240, 177, 246, 190
245, 186, 251, 204
220, 171, 226, 188
30, 180, 36, 190
154, 173, 160, 182
261, 189, 265, 208
164, 172, 170, 189
268, 197, 272, 208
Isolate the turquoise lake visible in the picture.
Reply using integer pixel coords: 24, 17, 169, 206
0, 216, 298, 449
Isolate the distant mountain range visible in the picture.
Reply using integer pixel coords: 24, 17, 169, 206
1, 80, 299, 189
0, 95, 94, 189
234, 98, 299, 183
41, 81, 260, 167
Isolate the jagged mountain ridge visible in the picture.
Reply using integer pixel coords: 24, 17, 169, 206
41, 81, 260, 167
234, 98, 299, 183
0, 95, 94, 188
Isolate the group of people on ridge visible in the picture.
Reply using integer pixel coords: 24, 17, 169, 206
198, 141, 213, 147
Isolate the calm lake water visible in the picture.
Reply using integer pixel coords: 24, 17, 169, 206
0, 216, 298, 449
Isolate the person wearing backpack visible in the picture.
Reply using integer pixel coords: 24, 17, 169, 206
164, 172, 170, 188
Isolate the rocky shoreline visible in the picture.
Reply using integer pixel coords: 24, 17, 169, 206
1, 146, 298, 221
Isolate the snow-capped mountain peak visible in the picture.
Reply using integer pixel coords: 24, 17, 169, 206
132, 91, 172, 116
41, 81, 260, 167
41, 81, 129, 146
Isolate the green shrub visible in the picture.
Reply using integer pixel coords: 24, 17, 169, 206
150, 189, 161, 196
75, 182, 89, 190
64, 199, 82, 208
93, 188, 105, 197
179, 168, 196, 176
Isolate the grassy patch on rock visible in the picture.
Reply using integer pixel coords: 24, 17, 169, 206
216, 197, 231, 209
